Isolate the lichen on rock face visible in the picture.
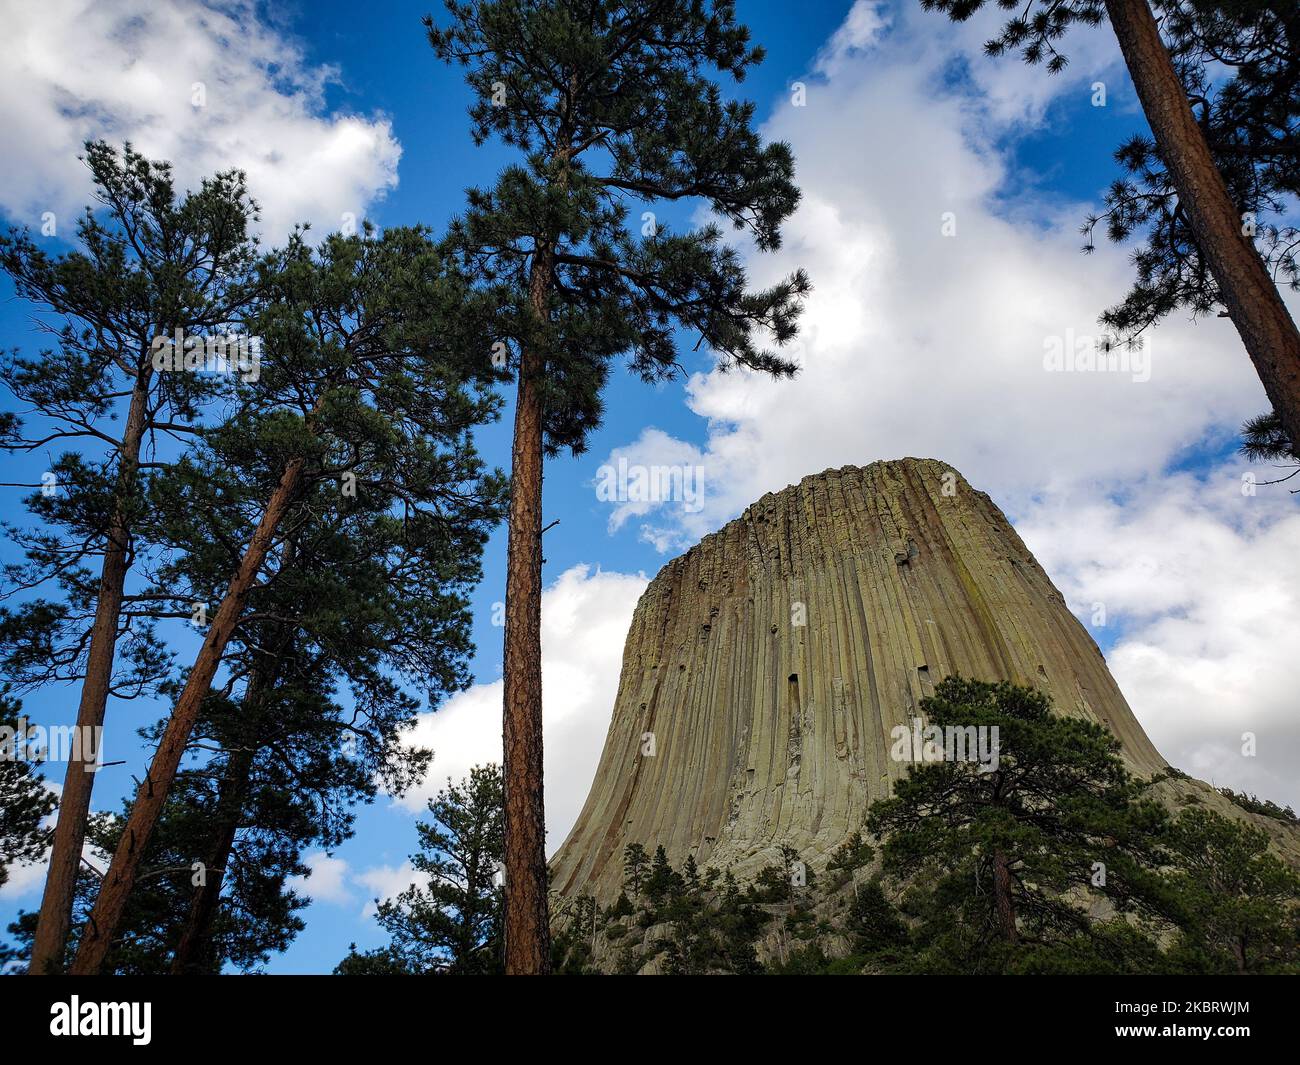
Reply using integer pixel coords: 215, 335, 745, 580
549, 457, 1265, 904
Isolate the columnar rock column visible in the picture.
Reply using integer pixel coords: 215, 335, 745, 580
550, 458, 1167, 901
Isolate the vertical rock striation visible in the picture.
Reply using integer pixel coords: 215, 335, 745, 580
550, 458, 1171, 901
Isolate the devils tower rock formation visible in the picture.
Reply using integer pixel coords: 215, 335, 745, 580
551, 458, 1295, 904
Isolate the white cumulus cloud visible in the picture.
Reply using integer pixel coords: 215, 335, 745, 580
287, 850, 352, 906
354, 860, 421, 919
398, 564, 649, 854
0, 0, 401, 242
1019, 466, 1300, 809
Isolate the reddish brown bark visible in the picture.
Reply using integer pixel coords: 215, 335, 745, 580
69, 457, 305, 975
1105, 0, 1300, 448
992, 847, 1019, 945
501, 243, 554, 975
28, 372, 150, 975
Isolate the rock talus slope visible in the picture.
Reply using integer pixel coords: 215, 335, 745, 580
549, 458, 1286, 902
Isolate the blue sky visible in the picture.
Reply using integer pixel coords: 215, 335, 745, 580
2, 0, 1297, 974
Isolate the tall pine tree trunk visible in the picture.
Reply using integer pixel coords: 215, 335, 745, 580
1105, 0, 1300, 448
169, 742, 256, 974
169, 627, 294, 974
69, 457, 305, 974
501, 245, 554, 975
992, 847, 1018, 944
28, 371, 150, 975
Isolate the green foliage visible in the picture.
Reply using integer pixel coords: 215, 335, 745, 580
88, 781, 308, 975
0, 693, 56, 891
134, 221, 507, 870
849, 674, 1300, 975
644, 844, 682, 906
2, 764, 311, 976
1002, 924, 1169, 975
1087, 1, 1300, 343
22, 222, 504, 974
866, 676, 1172, 972
1240, 410, 1297, 462
656, 867, 767, 976
767, 942, 835, 975
426, 0, 809, 455
824, 830, 875, 892
0, 137, 504, 978
334, 680, 1300, 978
922, 1, 1298, 321
333, 944, 414, 975
359, 765, 505, 975
846, 877, 909, 959
1238, 411, 1298, 485
622, 841, 649, 900
1216, 785, 1298, 825
828, 831, 875, 874
567, 848, 769, 974
0, 145, 508, 970
549, 895, 602, 973
1161, 807, 1300, 973
752, 844, 816, 904
0, 142, 262, 699
438, 703, 1299, 977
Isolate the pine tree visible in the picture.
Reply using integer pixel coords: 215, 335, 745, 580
117, 343, 504, 973
657, 851, 767, 974
921, 0, 1300, 457
845, 877, 909, 959
866, 676, 1170, 970
1239, 410, 1300, 490
1082, 4, 1300, 335
683, 853, 700, 890
426, 0, 809, 972
0, 693, 57, 891
350, 764, 505, 975
623, 842, 649, 901
827, 831, 875, 879
18, 483, 471, 973
755, 844, 813, 904
68, 226, 502, 973
1091, 2, 1300, 464
1162, 807, 1300, 973
333, 944, 412, 975
644, 844, 683, 908
0, 143, 261, 972
551, 893, 600, 974
22, 768, 311, 975
154, 631, 444, 975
